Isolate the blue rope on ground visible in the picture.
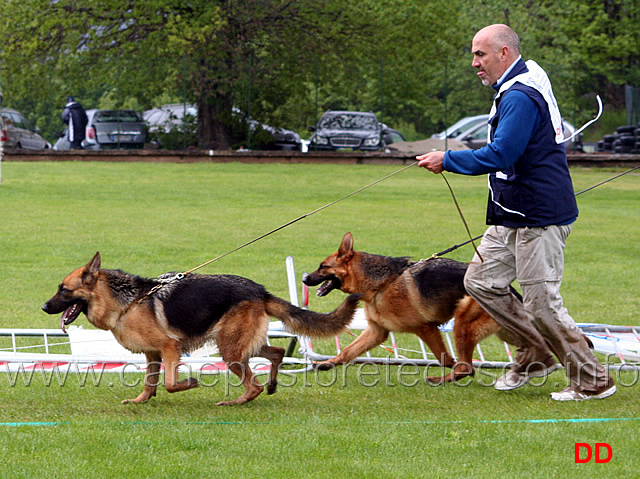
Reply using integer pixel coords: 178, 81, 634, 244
2, 417, 639, 427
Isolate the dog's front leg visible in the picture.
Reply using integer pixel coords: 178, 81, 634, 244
431, 300, 502, 384
315, 324, 389, 370
122, 352, 162, 404
415, 322, 456, 369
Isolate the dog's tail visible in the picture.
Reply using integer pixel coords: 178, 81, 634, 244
265, 293, 362, 337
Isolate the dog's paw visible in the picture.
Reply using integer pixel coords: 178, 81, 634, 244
185, 377, 199, 389
425, 376, 448, 386
121, 397, 148, 404
313, 361, 337, 371
122, 388, 157, 404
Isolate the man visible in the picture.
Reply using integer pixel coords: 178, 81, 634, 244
417, 24, 615, 401
61, 96, 88, 149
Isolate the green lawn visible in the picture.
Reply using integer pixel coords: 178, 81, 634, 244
1, 161, 639, 478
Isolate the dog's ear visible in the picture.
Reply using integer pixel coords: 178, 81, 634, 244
82, 252, 101, 286
88, 252, 101, 273
338, 232, 354, 258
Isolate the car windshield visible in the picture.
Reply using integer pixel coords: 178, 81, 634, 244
319, 113, 378, 130
94, 110, 142, 123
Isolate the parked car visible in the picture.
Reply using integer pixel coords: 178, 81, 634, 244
434, 114, 582, 151
431, 114, 489, 140
143, 104, 302, 151
308, 111, 386, 151
143, 103, 198, 134
251, 119, 303, 151
142, 103, 198, 149
0, 107, 50, 149
54, 109, 147, 150
382, 124, 406, 145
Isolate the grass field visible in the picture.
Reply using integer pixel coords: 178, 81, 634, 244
0, 161, 639, 478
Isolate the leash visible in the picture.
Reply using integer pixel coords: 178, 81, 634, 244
138, 160, 638, 300
439, 173, 483, 262
173, 162, 479, 275
133, 162, 420, 299
181, 162, 419, 276
432, 164, 640, 258
573, 164, 640, 196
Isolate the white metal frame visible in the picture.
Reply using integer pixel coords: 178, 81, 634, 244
1, 256, 638, 374
286, 256, 640, 372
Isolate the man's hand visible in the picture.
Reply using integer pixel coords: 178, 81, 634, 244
416, 151, 445, 174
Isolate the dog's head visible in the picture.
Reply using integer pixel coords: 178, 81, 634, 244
303, 232, 355, 297
42, 252, 101, 333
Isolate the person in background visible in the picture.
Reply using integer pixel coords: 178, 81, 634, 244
416, 24, 615, 401
61, 96, 88, 149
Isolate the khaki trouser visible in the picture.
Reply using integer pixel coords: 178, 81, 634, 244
464, 225, 610, 393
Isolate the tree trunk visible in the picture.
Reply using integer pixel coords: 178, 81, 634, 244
198, 95, 235, 150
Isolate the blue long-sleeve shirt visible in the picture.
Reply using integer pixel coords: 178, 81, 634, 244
442, 91, 540, 175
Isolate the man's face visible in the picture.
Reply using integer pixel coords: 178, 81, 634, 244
471, 32, 507, 86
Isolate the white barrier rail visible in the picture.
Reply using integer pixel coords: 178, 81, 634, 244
1, 257, 638, 374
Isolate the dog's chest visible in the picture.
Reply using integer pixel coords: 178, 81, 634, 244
364, 277, 428, 332
110, 326, 151, 354
364, 298, 405, 331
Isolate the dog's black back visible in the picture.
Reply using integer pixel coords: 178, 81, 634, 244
411, 258, 468, 299
156, 275, 268, 337
410, 257, 523, 303
405, 257, 468, 320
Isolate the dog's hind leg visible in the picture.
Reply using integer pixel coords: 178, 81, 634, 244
122, 352, 163, 404
315, 323, 389, 370
427, 297, 500, 384
162, 340, 199, 394
255, 344, 285, 395
217, 358, 264, 406
214, 305, 270, 405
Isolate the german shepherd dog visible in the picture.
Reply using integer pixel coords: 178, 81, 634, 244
42, 253, 361, 405
303, 232, 514, 383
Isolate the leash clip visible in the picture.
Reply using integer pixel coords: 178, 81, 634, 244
157, 272, 185, 284
136, 272, 187, 305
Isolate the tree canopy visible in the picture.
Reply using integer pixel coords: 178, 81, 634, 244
0, 0, 638, 147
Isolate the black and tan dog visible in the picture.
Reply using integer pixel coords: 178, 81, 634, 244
303, 232, 515, 383
42, 252, 361, 405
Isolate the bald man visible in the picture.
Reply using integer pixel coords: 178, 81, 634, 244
417, 24, 614, 401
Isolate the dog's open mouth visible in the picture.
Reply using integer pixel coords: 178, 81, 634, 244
317, 278, 341, 297
60, 303, 82, 334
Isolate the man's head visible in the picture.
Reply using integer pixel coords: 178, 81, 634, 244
471, 24, 521, 86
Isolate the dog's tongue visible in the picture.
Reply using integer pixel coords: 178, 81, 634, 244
60, 304, 80, 334
317, 280, 332, 297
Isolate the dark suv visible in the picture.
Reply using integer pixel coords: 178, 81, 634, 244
308, 111, 384, 151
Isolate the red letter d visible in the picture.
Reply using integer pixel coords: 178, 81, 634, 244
575, 443, 592, 463
595, 443, 612, 463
